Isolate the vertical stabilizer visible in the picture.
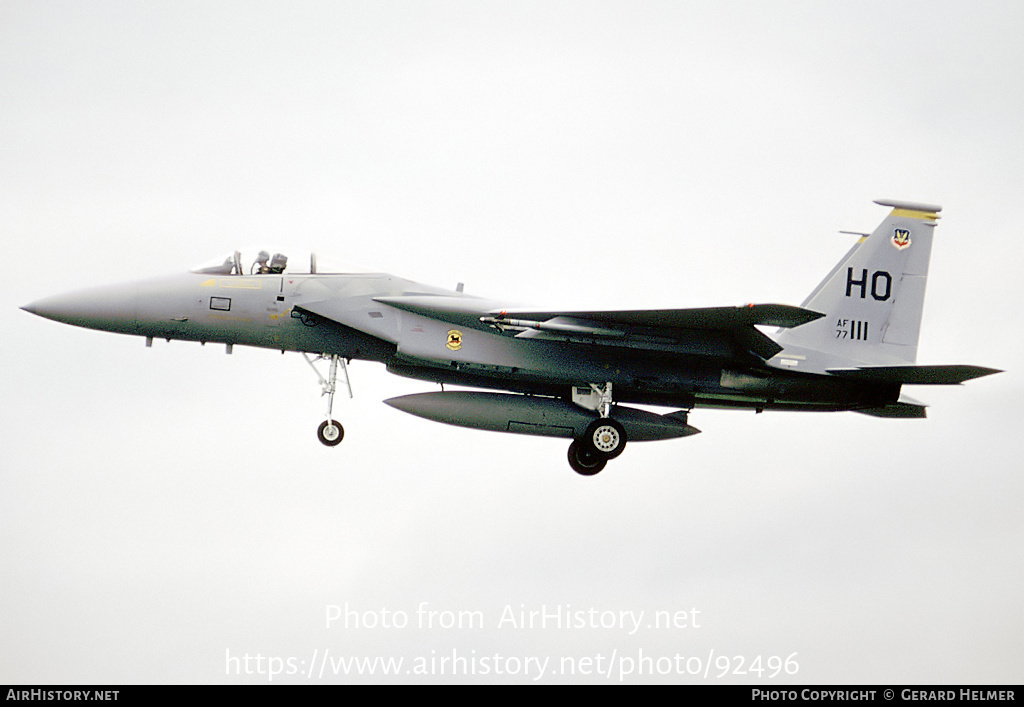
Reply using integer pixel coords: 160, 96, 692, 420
775, 199, 941, 367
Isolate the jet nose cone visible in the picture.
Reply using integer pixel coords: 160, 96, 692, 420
21, 283, 139, 334
21, 295, 69, 322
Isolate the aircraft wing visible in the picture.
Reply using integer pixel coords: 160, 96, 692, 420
486, 303, 823, 330
375, 295, 823, 360
374, 296, 823, 330
296, 291, 824, 362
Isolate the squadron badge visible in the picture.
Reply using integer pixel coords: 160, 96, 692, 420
891, 228, 912, 250
446, 329, 463, 351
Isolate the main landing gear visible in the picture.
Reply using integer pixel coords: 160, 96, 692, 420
567, 383, 627, 476
303, 353, 351, 447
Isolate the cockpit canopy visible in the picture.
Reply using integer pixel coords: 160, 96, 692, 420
191, 249, 372, 276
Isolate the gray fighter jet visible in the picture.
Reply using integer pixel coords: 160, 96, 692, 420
22, 199, 999, 474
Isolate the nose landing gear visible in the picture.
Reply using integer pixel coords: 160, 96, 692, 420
304, 353, 352, 447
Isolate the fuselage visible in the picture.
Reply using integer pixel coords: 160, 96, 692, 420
23, 270, 898, 414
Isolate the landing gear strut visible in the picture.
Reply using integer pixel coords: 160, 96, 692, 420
567, 382, 627, 475
304, 353, 352, 447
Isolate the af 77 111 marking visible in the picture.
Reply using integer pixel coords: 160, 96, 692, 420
835, 319, 869, 340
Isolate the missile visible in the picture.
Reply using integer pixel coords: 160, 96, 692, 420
383, 391, 700, 441
478, 315, 624, 338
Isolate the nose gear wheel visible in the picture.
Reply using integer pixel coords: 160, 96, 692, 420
317, 419, 345, 446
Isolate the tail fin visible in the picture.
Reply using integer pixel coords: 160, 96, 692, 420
775, 199, 941, 366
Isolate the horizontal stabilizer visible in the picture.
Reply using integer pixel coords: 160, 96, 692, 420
856, 401, 929, 418
827, 365, 1002, 385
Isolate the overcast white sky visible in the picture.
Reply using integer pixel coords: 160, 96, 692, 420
3, 0, 1022, 684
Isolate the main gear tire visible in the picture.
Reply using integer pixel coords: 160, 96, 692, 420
568, 439, 607, 476
585, 418, 627, 459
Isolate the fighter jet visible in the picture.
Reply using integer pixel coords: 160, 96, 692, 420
22, 199, 999, 474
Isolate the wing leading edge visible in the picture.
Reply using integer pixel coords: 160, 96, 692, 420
373, 296, 823, 330
483, 303, 824, 330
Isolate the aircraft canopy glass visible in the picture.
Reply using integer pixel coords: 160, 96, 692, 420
191, 249, 374, 275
